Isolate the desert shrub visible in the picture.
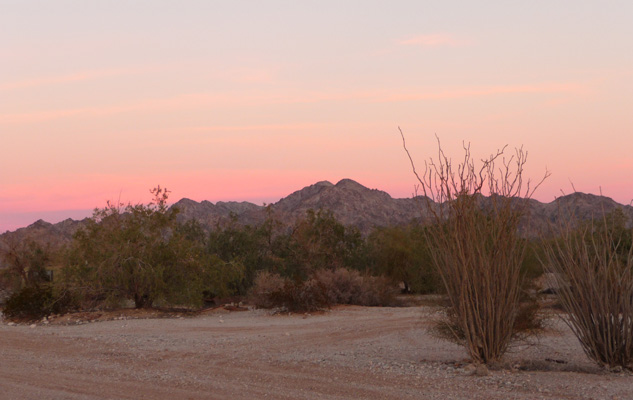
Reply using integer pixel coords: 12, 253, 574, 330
543, 208, 633, 370
522, 239, 546, 282
3, 285, 52, 320
2, 284, 74, 321
366, 225, 439, 293
249, 271, 329, 312
249, 271, 287, 309
434, 292, 543, 347
354, 275, 400, 307
0, 240, 53, 293
400, 130, 548, 364
312, 268, 363, 304
250, 268, 398, 311
274, 278, 330, 313
312, 268, 399, 306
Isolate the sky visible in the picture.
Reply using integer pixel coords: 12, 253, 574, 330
1, 0, 632, 232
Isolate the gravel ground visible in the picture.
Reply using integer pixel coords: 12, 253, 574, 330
1, 305, 631, 399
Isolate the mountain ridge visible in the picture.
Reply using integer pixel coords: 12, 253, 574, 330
2, 179, 632, 249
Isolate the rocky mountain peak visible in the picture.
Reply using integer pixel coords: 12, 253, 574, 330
335, 178, 365, 189
28, 219, 53, 229
2, 181, 632, 245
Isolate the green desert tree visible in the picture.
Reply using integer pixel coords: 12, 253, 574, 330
285, 209, 364, 278
61, 187, 242, 309
207, 207, 286, 294
366, 225, 438, 293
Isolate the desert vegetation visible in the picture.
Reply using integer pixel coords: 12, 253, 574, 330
399, 129, 549, 364
0, 187, 440, 319
60, 186, 244, 310
543, 207, 633, 370
1, 144, 632, 373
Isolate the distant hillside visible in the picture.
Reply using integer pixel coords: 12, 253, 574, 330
2, 179, 632, 250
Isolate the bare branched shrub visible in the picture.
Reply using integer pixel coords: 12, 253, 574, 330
400, 128, 548, 364
313, 268, 399, 307
249, 268, 399, 311
354, 275, 399, 307
543, 208, 633, 370
248, 271, 329, 312
312, 268, 363, 304
249, 271, 286, 309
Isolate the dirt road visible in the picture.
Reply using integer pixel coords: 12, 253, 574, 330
1, 306, 630, 399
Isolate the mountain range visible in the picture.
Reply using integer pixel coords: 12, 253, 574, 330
2, 179, 632, 251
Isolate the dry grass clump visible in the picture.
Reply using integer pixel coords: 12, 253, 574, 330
400, 129, 548, 364
543, 209, 633, 370
249, 268, 398, 312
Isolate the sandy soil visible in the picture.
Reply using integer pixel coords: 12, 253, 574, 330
1, 305, 631, 400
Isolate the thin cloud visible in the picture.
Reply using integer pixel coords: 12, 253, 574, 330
0, 67, 154, 91
0, 82, 587, 125
0, 93, 224, 124
398, 34, 470, 47
374, 83, 586, 102
225, 67, 276, 84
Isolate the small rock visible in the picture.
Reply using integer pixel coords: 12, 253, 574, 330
8, 322, 15, 326
29, 324, 37, 328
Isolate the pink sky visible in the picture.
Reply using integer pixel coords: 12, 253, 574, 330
2, 1, 632, 232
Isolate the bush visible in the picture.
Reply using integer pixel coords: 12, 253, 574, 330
354, 275, 399, 307
249, 271, 287, 309
250, 268, 399, 311
312, 268, 363, 304
250, 272, 329, 313
272, 278, 330, 313
2, 285, 73, 321
543, 208, 633, 370
433, 294, 543, 347
0, 240, 54, 293
400, 130, 548, 364
312, 268, 399, 306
